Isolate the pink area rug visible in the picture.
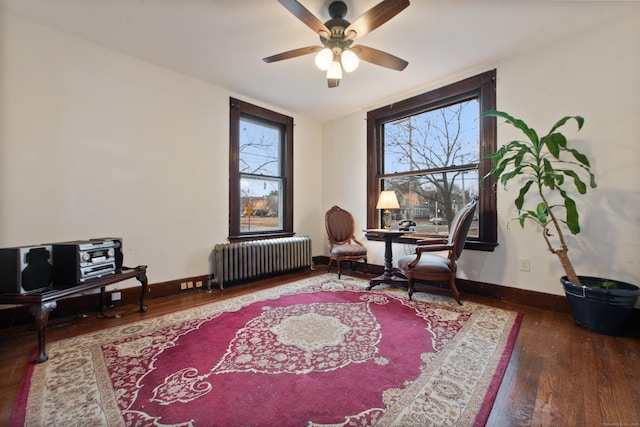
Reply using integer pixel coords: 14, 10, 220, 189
14, 275, 521, 426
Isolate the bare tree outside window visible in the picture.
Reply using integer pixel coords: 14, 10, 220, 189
366, 70, 497, 250
239, 118, 282, 232
381, 100, 479, 235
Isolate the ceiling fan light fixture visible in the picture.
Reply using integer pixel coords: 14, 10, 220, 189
265, 0, 410, 86
341, 49, 359, 72
314, 48, 333, 71
327, 60, 342, 80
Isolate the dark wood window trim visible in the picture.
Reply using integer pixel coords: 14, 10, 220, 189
229, 97, 294, 242
366, 70, 498, 251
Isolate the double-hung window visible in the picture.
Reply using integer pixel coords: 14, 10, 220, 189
229, 98, 293, 241
366, 70, 497, 250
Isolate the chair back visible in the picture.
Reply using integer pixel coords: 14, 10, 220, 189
325, 206, 356, 245
447, 198, 478, 259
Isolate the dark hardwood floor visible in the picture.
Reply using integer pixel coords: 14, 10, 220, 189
1, 270, 638, 426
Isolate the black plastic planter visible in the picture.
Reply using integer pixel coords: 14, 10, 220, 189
562, 276, 640, 336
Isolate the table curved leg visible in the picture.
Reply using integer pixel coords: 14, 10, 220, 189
136, 270, 148, 313
29, 301, 57, 363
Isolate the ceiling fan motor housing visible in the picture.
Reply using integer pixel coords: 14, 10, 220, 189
321, 1, 353, 53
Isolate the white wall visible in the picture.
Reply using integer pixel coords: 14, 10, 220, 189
0, 13, 325, 288
2, 9, 638, 298
320, 111, 368, 243
322, 10, 640, 296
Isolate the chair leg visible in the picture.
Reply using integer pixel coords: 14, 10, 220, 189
337, 260, 342, 279
408, 276, 414, 300
449, 275, 462, 305
327, 259, 334, 274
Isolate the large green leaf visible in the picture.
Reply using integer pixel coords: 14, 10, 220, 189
559, 189, 580, 234
501, 164, 528, 186
562, 169, 587, 194
483, 110, 539, 145
542, 159, 557, 189
519, 209, 546, 228
543, 134, 561, 158
515, 181, 534, 210
548, 116, 584, 134
566, 147, 592, 167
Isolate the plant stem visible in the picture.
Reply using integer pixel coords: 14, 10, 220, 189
538, 187, 580, 284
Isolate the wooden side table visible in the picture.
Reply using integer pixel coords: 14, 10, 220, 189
364, 229, 411, 290
0, 265, 148, 363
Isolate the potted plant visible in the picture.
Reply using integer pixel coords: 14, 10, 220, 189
483, 110, 639, 335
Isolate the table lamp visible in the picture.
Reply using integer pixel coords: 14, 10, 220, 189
376, 190, 400, 229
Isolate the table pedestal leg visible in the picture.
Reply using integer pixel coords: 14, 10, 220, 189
367, 235, 408, 290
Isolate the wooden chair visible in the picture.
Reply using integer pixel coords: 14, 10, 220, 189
325, 206, 368, 278
396, 198, 478, 304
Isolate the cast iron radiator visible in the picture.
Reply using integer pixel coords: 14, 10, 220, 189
211, 236, 313, 290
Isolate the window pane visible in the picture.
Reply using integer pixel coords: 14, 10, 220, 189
240, 176, 282, 232
230, 97, 293, 240
240, 117, 280, 176
382, 169, 479, 237
383, 100, 479, 174
367, 70, 496, 249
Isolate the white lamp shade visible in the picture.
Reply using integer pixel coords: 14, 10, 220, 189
314, 48, 332, 71
376, 190, 400, 209
341, 49, 359, 72
327, 60, 342, 79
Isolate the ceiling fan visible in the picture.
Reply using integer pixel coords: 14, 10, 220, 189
263, 0, 410, 88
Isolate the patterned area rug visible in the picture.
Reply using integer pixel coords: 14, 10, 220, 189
14, 275, 521, 426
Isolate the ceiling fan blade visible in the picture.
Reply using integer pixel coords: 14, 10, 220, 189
345, 0, 410, 40
263, 46, 322, 63
353, 45, 408, 71
277, 0, 331, 36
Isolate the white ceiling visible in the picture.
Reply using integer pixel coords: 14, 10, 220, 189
1, 0, 636, 122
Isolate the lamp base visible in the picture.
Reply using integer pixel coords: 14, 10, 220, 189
382, 210, 391, 229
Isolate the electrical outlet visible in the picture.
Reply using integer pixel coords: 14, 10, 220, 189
180, 282, 187, 290
111, 291, 122, 301
195, 280, 203, 288
519, 257, 531, 272
187, 281, 194, 289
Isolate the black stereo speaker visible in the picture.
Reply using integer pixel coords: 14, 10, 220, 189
0, 245, 54, 294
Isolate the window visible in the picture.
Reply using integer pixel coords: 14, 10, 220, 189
229, 98, 293, 241
367, 70, 497, 250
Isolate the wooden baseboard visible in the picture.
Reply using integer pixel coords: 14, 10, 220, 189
315, 255, 572, 313
455, 278, 570, 313
121, 274, 210, 303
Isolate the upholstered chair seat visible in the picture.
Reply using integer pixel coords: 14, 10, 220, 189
397, 198, 478, 304
330, 243, 368, 257
397, 253, 451, 275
